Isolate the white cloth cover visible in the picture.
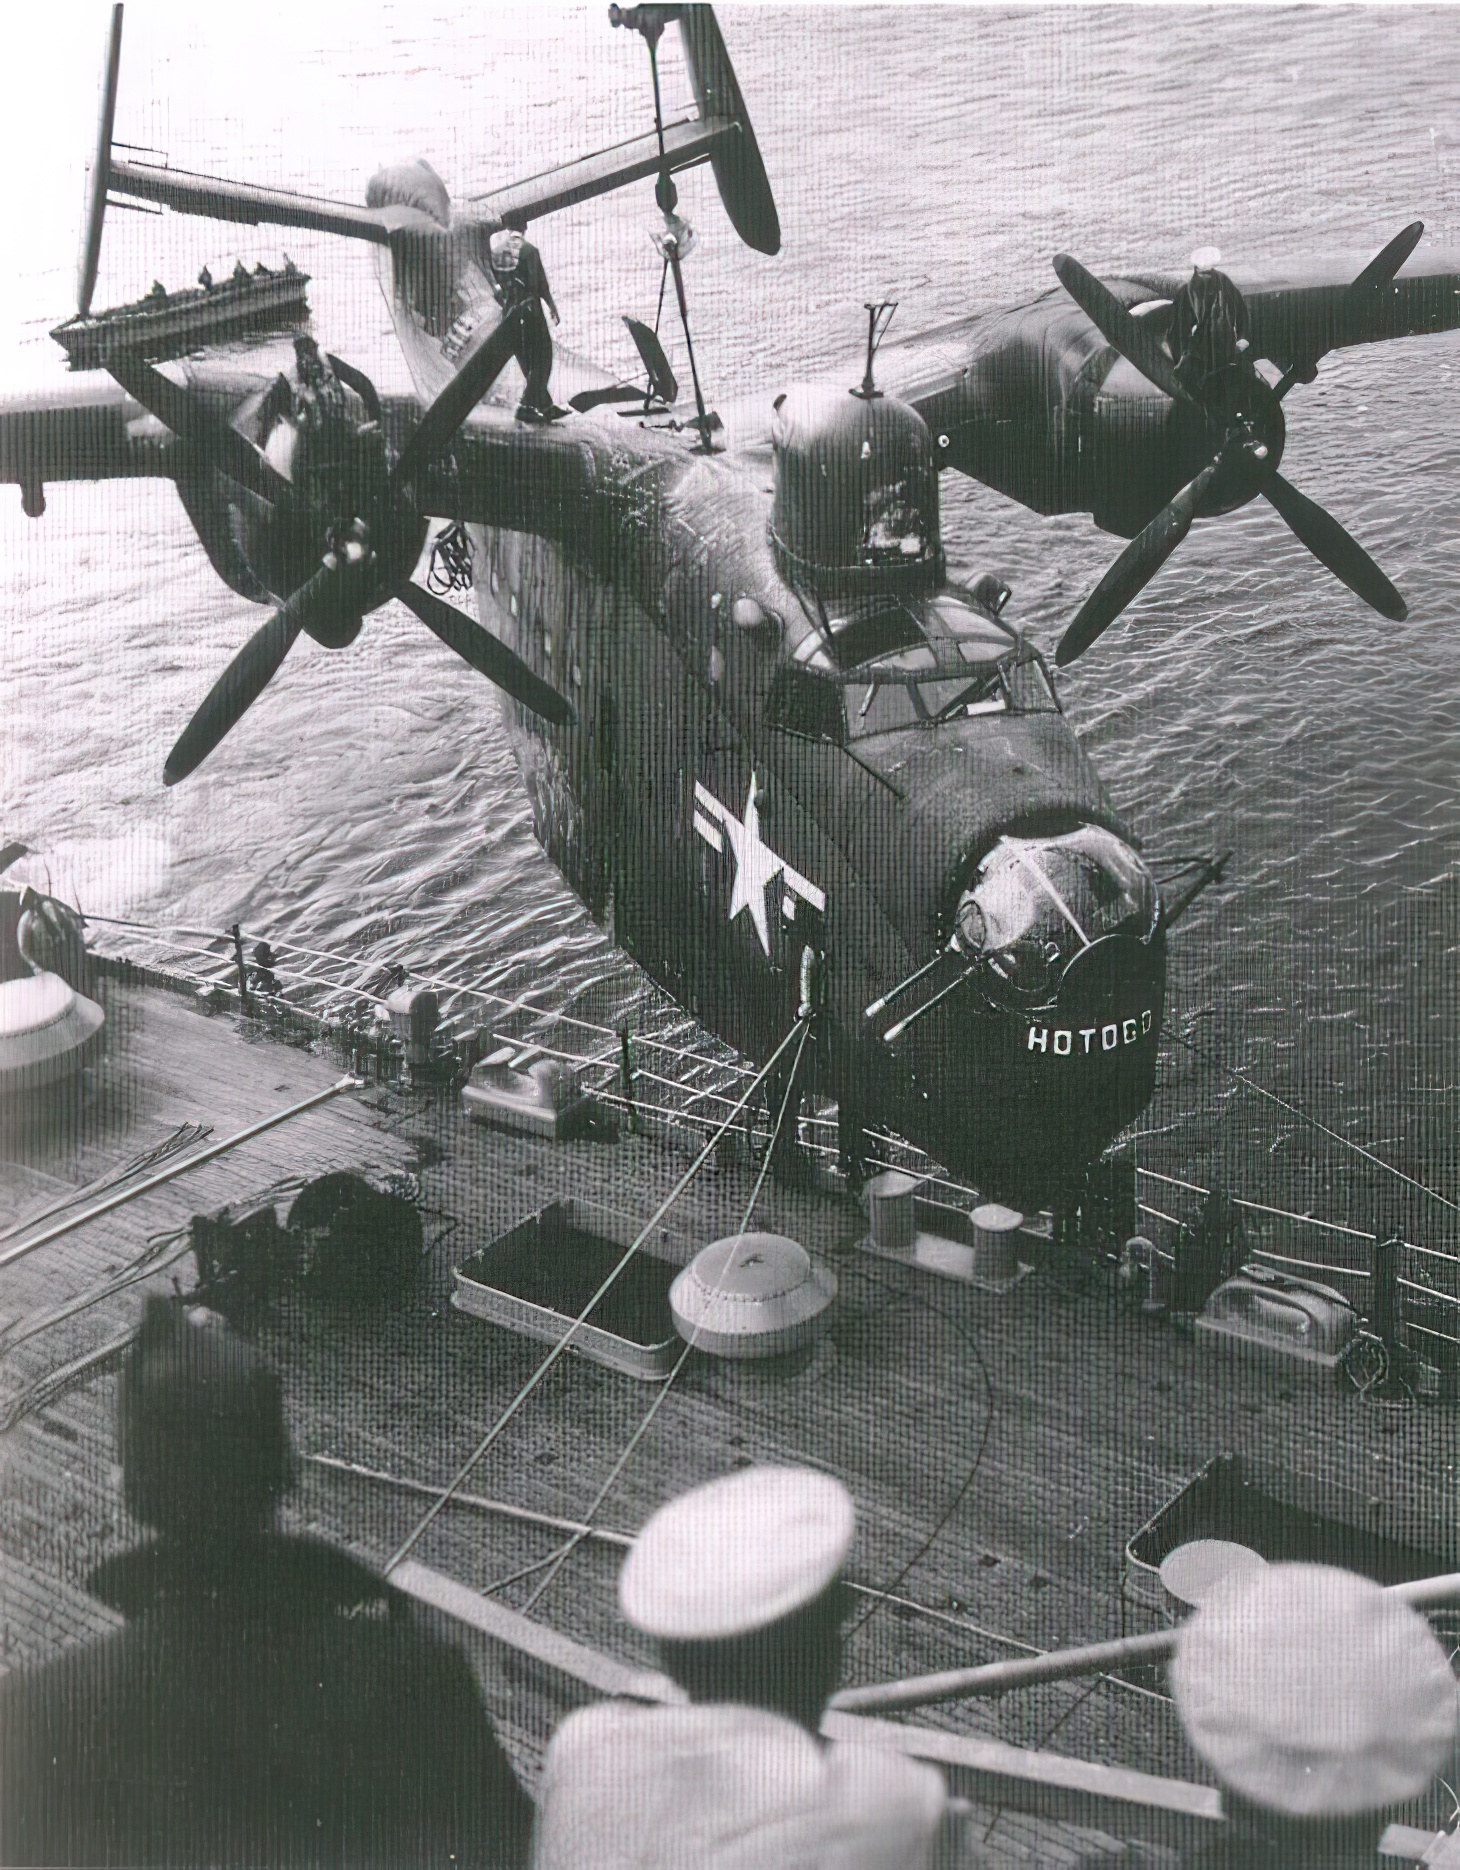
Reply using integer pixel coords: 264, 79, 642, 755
531, 1701, 946, 1870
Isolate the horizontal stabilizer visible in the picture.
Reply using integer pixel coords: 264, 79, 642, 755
107, 159, 438, 244
475, 116, 736, 230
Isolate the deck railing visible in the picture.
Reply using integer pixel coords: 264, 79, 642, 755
84, 912, 1460, 1350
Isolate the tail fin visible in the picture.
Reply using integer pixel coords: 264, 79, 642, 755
474, 7, 779, 254
77, 3, 124, 315
677, 7, 779, 256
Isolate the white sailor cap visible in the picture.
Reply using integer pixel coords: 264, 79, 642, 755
1171, 1562, 1458, 1819
619, 1466, 856, 1642
1190, 245, 1223, 273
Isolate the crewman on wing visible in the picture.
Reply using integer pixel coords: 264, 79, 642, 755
531, 1465, 948, 1869
0, 1297, 533, 1867
489, 223, 564, 422
1171, 1562, 1458, 1867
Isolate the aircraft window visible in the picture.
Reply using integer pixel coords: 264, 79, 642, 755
842, 654, 1056, 740
1007, 653, 1058, 712
829, 606, 926, 671
955, 827, 1158, 1000
927, 595, 1013, 663
766, 667, 845, 744
845, 682, 925, 739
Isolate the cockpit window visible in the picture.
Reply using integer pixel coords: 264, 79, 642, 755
770, 587, 1058, 745
841, 646, 1057, 740
927, 594, 1013, 664
766, 666, 846, 745
828, 605, 926, 671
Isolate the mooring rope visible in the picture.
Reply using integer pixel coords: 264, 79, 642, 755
383, 1015, 809, 1576
517, 1017, 814, 1615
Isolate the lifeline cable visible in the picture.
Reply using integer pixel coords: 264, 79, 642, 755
1171, 1028, 1460, 1218
516, 1016, 813, 1615
384, 1016, 809, 1575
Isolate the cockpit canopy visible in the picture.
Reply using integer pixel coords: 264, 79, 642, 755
953, 827, 1160, 1003
766, 580, 1058, 743
770, 386, 942, 599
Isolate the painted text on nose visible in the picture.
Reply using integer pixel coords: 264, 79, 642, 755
1026, 1010, 1154, 1055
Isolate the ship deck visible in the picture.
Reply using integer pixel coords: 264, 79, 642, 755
3, 970, 1457, 1867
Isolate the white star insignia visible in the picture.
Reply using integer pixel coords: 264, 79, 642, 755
693, 773, 826, 956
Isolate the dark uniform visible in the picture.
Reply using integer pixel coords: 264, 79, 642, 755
489, 229, 561, 420
0, 1299, 533, 1867
1, 1536, 533, 1867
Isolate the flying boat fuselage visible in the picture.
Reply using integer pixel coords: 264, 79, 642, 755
340, 219, 1169, 1204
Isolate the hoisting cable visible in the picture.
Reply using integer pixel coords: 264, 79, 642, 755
518, 1014, 814, 1614
383, 1015, 809, 1575
614, 0, 716, 443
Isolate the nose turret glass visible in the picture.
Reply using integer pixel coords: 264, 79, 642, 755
953, 827, 1158, 1001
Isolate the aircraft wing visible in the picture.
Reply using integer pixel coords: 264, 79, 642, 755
0, 376, 175, 508
410, 410, 606, 555
878, 251, 1460, 419
1114, 253, 1460, 371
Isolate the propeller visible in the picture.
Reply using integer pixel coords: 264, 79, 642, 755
1052, 227, 1420, 664
160, 323, 574, 784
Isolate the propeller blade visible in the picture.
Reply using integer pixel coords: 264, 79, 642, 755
1056, 464, 1218, 667
163, 599, 310, 785
394, 581, 576, 727
1052, 253, 1193, 405
1350, 220, 1424, 294
1262, 471, 1407, 621
326, 353, 382, 425
392, 315, 524, 489
109, 356, 293, 505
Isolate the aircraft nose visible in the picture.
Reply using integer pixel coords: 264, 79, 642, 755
897, 824, 1166, 1205
949, 824, 1159, 1001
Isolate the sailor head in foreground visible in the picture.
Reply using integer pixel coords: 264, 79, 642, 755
532, 1465, 947, 1869
0, 1297, 533, 1868
1171, 1562, 1458, 1867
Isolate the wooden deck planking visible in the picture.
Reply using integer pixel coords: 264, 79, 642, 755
4, 976, 1459, 1860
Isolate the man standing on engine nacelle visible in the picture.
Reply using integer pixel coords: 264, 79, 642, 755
489, 223, 564, 422
1169, 246, 1250, 392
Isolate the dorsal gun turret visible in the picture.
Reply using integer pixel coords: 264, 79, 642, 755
769, 386, 943, 601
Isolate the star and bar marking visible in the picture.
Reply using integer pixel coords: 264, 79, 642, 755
693, 775, 826, 956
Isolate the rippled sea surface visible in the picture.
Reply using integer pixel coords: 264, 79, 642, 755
3, 4, 1459, 1232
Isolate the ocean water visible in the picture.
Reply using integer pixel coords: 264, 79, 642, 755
2, 3, 1458, 1235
